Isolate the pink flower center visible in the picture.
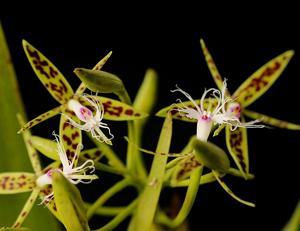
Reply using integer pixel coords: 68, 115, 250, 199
80, 107, 93, 120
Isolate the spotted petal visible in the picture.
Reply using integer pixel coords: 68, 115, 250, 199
12, 188, 40, 228
243, 109, 300, 130
22, 40, 74, 104
225, 120, 249, 179
232, 50, 294, 107
213, 170, 255, 207
81, 148, 103, 162
84, 96, 148, 121
17, 114, 41, 173
200, 39, 228, 94
59, 108, 82, 166
0, 173, 36, 194
171, 155, 202, 184
18, 105, 63, 133
156, 98, 218, 122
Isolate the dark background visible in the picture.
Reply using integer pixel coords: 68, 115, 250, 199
1, 4, 300, 230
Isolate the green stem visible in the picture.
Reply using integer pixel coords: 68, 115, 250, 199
88, 133, 125, 170
94, 199, 138, 231
130, 114, 172, 231
156, 167, 202, 228
84, 203, 126, 216
93, 162, 127, 175
87, 178, 131, 219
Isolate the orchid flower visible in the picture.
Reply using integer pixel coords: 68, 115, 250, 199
19, 40, 147, 134
198, 38, 300, 177
65, 94, 114, 145
36, 132, 97, 204
171, 80, 263, 142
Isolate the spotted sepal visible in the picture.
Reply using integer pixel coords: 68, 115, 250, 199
213, 170, 255, 207
243, 109, 300, 130
17, 114, 41, 173
12, 188, 40, 228
81, 148, 103, 162
200, 39, 228, 94
0, 173, 36, 194
38, 162, 61, 220
225, 119, 249, 179
171, 155, 202, 184
18, 105, 63, 133
156, 98, 218, 122
22, 40, 74, 104
232, 50, 294, 108
83, 96, 148, 121
59, 108, 82, 166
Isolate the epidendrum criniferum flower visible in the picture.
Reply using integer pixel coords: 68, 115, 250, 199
65, 94, 114, 145
36, 132, 97, 204
18, 40, 147, 148
171, 79, 264, 142
0, 114, 102, 228
157, 39, 300, 179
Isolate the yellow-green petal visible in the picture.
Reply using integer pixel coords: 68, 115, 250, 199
225, 123, 249, 179
0, 173, 36, 194
30, 136, 59, 161
93, 96, 148, 121
18, 105, 63, 133
232, 50, 294, 107
12, 189, 40, 228
22, 40, 74, 104
80, 148, 103, 162
170, 155, 202, 184
59, 109, 82, 166
156, 98, 218, 122
200, 39, 228, 94
17, 114, 42, 173
213, 170, 255, 207
243, 109, 300, 130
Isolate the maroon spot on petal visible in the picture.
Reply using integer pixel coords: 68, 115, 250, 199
125, 109, 133, 115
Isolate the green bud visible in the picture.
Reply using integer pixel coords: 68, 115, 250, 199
74, 68, 124, 94
191, 136, 230, 173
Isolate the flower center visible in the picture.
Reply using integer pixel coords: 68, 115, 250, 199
80, 107, 93, 120
227, 102, 241, 118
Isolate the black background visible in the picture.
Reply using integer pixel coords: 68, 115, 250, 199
1, 4, 300, 230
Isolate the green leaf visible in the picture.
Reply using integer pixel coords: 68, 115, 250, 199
131, 113, 173, 231
282, 200, 300, 231
191, 136, 230, 173
52, 172, 90, 231
0, 23, 59, 230
22, 40, 74, 104
0, 173, 36, 194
